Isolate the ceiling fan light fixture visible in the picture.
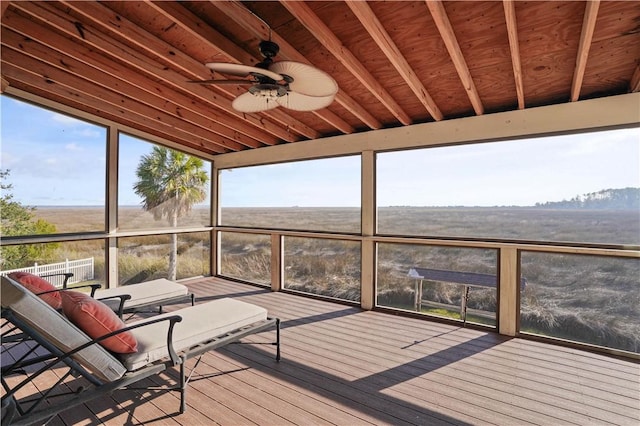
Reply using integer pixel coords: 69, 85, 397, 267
248, 83, 288, 99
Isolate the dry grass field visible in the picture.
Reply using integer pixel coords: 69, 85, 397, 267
20, 206, 640, 353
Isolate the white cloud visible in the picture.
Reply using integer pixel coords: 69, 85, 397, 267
65, 143, 83, 151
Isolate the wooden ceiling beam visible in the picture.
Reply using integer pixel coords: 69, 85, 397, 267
1, 47, 232, 153
630, 65, 640, 93
18, 1, 307, 145
145, 0, 256, 67
571, 0, 600, 102
212, 0, 381, 131
503, 0, 525, 110
1, 23, 259, 150
0, 76, 9, 93
210, 1, 354, 134
56, 0, 297, 145
302, 103, 354, 135
144, 0, 320, 140
281, 1, 412, 126
330, 90, 381, 130
346, 1, 443, 121
1, 1, 9, 18
425, 0, 484, 115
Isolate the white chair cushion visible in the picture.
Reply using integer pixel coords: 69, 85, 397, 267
121, 298, 268, 371
95, 279, 188, 309
1, 277, 126, 382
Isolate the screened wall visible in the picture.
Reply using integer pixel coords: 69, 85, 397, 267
2, 92, 638, 357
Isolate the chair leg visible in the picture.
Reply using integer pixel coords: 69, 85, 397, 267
179, 360, 186, 413
275, 318, 281, 361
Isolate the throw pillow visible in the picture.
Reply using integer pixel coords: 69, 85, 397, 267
60, 291, 138, 354
8, 271, 62, 310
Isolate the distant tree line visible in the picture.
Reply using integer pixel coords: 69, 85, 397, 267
535, 187, 639, 210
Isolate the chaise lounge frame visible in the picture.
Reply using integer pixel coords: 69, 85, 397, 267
0, 276, 280, 426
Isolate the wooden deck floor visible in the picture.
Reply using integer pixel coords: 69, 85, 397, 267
4, 277, 639, 425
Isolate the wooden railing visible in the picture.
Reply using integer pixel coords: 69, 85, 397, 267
214, 226, 640, 358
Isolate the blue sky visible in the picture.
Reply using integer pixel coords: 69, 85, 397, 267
1, 97, 108, 205
221, 126, 640, 207
2, 95, 639, 208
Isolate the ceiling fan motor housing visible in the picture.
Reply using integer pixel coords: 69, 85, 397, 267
254, 40, 284, 84
259, 40, 280, 59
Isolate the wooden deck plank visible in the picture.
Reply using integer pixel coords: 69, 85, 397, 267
197, 352, 379, 426
194, 355, 340, 426
232, 333, 525, 426
3, 277, 639, 425
232, 307, 635, 419
222, 342, 454, 426
227, 284, 639, 401
245, 323, 586, 425
258, 308, 639, 420
198, 279, 639, 425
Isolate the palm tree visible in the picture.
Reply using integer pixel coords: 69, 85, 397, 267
133, 147, 209, 281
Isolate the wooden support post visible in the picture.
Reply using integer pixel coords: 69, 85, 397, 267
361, 239, 375, 310
106, 125, 118, 290
211, 163, 219, 277
212, 230, 221, 278
271, 233, 282, 292
360, 151, 376, 310
499, 247, 519, 336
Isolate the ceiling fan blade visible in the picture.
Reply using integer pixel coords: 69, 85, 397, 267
276, 91, 336, 111
270, 61, 338, 98
206, 63, 283, 81
232, 91, 280, 113
186, 79, 255, 85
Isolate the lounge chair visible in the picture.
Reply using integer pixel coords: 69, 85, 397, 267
5, 272, 195, 317
0, 276, 280, 426
94, 278, 196, 317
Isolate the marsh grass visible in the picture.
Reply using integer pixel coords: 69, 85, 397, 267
283, 237, 361, 301
117, 232, 210, 284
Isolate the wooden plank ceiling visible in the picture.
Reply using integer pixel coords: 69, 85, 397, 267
1, 1, 639, 157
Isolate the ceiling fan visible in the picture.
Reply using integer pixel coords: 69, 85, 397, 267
190, 40, 338, 113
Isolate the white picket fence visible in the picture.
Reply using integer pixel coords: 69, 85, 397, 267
1, 258, 95, 288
